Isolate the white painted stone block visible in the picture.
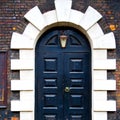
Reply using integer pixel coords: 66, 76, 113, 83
94, 80, 116, 91
93, 112, 107, 120
94, 59, 116, 70
11, 32, 34, 49
55, 0, 72, 21
94, 100, 116, 111
43, 10, 57, 25
87, 23, 104, 40
93, 70, 107, 80
20, 50, 34, 59
20, 112, 33, 120
24, 6, 46, 30
23, 23, 40, 41
11, 59, 34, 70
79, 6, 102, 30
11, 80, 34, 91
20, 70, 34, 80
93, 50, 107, 60
20, 91, 34, 101
11, 100, 20, 111
11, 100, 33, 111
70, 9, 84, 25
94, 91, 107, 101
93, 32, 116, 49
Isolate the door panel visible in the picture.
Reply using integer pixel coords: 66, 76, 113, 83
35, 27, 91, 120
63, 53, 90, 120
36, 52, 64, 119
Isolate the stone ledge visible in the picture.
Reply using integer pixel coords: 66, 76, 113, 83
94, 100, 116, 111
11, 59, 34, 70
11, 80, 34, 91
94, 59, 116, 70
94, 80, 116, 91
11, 100, 33, 111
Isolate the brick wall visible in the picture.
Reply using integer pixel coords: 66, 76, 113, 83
0, 0, 120, 119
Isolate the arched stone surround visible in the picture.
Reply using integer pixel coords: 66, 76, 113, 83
11, 0, 116, 120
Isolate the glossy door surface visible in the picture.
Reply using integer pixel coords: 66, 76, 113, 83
35, 27, 91, 120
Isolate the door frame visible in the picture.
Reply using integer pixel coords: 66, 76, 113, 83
11, 1, 116, 120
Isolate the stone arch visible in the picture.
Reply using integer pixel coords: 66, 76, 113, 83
11, 0, 116, 120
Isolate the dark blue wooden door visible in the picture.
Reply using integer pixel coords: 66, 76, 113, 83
35, 27, 91, 120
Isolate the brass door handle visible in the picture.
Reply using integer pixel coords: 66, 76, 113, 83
64, 87, 70, 92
